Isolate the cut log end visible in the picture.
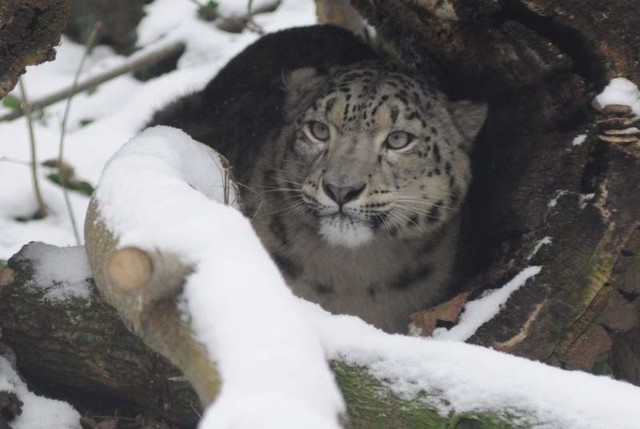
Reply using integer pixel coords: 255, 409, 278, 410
107, 247, 153, 292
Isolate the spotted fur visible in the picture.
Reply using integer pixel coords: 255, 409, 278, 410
244, 63, 487, 333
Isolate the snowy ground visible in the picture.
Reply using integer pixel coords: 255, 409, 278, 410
0, 0, 315, 260
3, 1, 640, 428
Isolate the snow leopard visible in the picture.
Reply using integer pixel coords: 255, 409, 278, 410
148, 26, 487, 333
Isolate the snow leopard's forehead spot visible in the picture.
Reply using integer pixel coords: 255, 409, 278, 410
308, 67, 441, 131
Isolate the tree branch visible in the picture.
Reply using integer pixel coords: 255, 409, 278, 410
0, 41, 185, 122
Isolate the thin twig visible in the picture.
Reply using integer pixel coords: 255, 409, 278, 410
58, 21, 102, 245
0, 41, 185, 122
0, 156, 31, 167
18, 78, 47, 219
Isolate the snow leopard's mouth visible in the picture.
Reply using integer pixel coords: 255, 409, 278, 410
317, 214, 373, 248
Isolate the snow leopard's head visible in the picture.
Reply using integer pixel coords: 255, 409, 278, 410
269, 63, 487, 248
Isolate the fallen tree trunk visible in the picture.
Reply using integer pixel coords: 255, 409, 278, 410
0, 0, 68, 98
0, 217, 521, 426
346, 0, 640, 382
5, 241, 640, 429
4, 126, 637, 429
0, 244, 201, 427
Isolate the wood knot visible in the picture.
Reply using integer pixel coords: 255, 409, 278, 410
107, 247, 153, 293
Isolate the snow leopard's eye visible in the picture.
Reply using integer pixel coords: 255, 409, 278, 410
305, 121, 330, 142
385, 131, 415, 151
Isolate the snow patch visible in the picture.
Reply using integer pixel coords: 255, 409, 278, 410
432, 266, 542, 341
528, 236, 553, 260
579, 192, 595, 209
0, 356, 81, 429
572, 134, 587, 146
20, 242, 92, 301
548, 190, 594, 210
0, 0, 316, 259
548, 189, 569, 208
596, 77, 640, 116
305, 303, 640, 429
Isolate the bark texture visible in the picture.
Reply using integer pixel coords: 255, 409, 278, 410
0, 0, 68, 98
347, 0, 640, 382
0, 245, 201, 427
0, 243, 532, 428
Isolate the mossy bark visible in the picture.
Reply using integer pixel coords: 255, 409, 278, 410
347, 0, 640, 384
0, 0, 68, 98
0, 246, 531, 427
0, 246, 201, 427
333, 364, 520, 429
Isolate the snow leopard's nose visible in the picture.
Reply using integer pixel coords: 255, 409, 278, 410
323, 181, 366, 206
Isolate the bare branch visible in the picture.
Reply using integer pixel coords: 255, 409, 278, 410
0, 41, 185, 123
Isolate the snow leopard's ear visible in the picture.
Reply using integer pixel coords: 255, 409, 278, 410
283, 67, 327, 105
448, 100, 488, 149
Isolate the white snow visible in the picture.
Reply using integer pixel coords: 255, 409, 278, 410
20, 242, 92, 301
548, 190, 594, 210
548, 189, 569, 208
572, 133, 587, 146
528, 236, 553, 260
0, 1, 319, 425
0, 356, 81, 429
580, 192, 595, 209
432, 266, 542, 341
304, 302, 640, 429
0, 0, 316, 259
93, 126, 640, 429
596, 77, 640, 116
94, 126, 344, 429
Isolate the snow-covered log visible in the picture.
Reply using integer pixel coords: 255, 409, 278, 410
76, 126, 640, 428
0, 243, 201, 427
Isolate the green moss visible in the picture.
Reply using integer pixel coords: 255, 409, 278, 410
14, 209, 47, 222
333, 363, 529, 429
46, 173, 95, 196
2, 94, 20, 110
